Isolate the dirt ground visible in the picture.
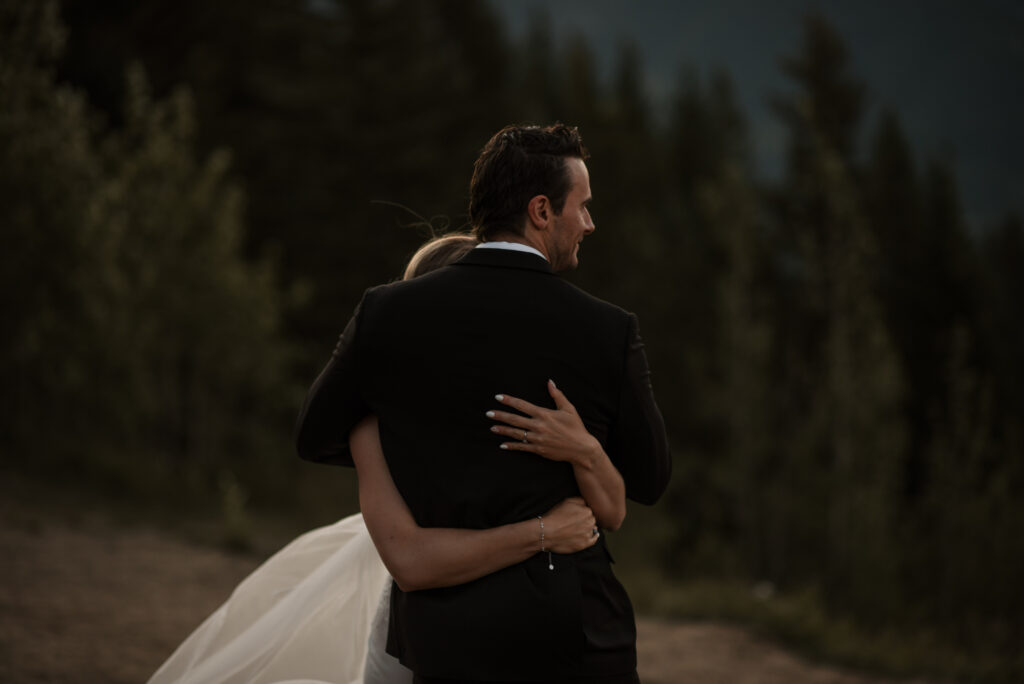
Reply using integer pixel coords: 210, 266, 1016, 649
0, 507, 934, 684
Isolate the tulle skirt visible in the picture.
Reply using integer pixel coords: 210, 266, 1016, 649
149, 513, 411, 684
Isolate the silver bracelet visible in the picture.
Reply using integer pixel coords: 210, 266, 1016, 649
537, 515, 553, 571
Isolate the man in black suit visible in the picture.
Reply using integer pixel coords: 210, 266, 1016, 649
296, 124, 670, 683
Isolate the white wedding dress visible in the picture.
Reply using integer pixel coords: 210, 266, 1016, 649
149, 513, 413, 684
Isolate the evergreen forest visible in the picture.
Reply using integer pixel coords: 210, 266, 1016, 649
2, 2, 1022, 680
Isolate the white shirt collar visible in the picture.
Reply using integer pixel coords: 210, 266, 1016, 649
474, 241, 548, 262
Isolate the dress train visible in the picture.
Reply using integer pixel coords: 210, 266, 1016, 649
149, 513, 410, 684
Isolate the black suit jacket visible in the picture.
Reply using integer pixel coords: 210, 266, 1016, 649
295, 248, 671, 681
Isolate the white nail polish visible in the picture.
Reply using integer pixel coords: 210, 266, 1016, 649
495, 394, 504, 401
486, 410, 495, 418
549, 379, 557, 388
499, 443, 508, 450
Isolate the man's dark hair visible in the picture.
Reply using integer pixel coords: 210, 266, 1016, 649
468, 123, 588, 241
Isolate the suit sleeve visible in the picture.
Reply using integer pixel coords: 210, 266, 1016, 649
608, 313, 672, 504
294, 296, 370, 467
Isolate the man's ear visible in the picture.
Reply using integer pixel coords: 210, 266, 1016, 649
526, 195, 551, 231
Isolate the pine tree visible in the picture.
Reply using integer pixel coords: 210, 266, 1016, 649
1, 1, 103, 454
1, 3, 294, 501
768, 14, 905, 618
515, 9, 563, 122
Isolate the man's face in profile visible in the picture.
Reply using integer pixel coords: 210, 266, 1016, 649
548, 158, 595, 272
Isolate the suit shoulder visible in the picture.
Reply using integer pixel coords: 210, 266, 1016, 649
555, 278, 635, 325
355, 267, 460, 320
360, 272, 431, 304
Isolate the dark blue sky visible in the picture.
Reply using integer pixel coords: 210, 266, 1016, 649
488, 0, 1023, 229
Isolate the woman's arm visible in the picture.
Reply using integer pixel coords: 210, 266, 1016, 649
486, 380, 627, 531
350, 415, 598, 592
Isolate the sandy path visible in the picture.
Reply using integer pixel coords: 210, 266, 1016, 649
0, 516, 929, 683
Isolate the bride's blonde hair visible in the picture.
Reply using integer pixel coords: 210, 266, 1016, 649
403, 234, 478, 280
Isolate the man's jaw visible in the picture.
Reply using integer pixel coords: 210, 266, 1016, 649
563, 242, 582, 271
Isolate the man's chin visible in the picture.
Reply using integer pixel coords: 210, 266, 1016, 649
554, 256, 580, 272
551, 245, 582, 272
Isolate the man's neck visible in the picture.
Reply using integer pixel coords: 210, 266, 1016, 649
486, 232, 550, 261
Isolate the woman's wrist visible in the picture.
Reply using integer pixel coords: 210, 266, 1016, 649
571, 437, 604, 471
510, 517, 545, 554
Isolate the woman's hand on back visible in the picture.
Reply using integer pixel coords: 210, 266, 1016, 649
486, 380, 602, 467
487, 380, 628, 531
